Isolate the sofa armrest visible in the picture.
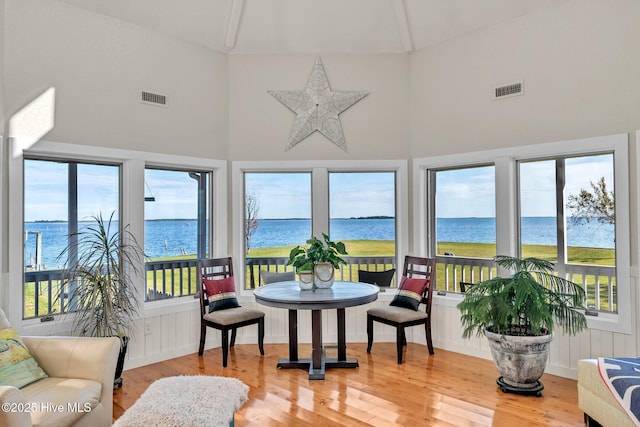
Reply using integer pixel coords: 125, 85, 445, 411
0, 386, 34, 427
23, 336, 120, 382
22, 336, 120, 420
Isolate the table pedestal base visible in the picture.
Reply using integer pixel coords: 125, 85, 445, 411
277, 357, 359, 380
253, 282, 380, 381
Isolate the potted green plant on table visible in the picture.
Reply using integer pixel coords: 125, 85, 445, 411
56, 212, 144, 389
457, 255, 587, 396
287, 246, 314, 290
287, 233, 348, 289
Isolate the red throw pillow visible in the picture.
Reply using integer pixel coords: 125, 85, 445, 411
203, 277, 241, 312
389, 276, 429, 311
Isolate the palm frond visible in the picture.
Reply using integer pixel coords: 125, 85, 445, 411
55, 212, 144, 338
458, 255, 587, 337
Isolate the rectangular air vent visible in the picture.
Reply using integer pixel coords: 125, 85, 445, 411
493, 81, 523, 100
141, 90, 168, 107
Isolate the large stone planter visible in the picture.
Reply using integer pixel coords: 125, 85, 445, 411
484, 328, 553, 395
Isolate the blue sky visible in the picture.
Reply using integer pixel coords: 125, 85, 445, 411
244, 172, 396, 219
24, 154, 614, 221
144, 169, 200, 220
244, 173, 312, 219
24, 160, 119, 222
23, 163, 199, 221
436, 154, 614, 218
329, 173, 396, 218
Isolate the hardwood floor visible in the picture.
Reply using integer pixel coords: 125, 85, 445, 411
113, 343, 585, 426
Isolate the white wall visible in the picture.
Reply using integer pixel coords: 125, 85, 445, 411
3, 0, 228, 157
410, 0, 640, 157
1, 0, 230, 368
228, 54, 411, 161
410, 0, 640, 378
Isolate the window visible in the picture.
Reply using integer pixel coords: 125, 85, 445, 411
328, 172, 396, 252
329, 172, 397, 282
10, 139, 226, 328
144, 168, 211, 301
519, 160, 558, 261
23, 158, 120, 319
234, 161, 407, 291
415, 134, 629, 333
434, 166, 496, 257
242, 172, 313, 289
244, 172, 311, 257
519, 154, 616, 312
429, 166, 496, 291
564, 155, 615, 268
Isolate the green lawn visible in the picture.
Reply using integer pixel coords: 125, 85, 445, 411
437, 242, 614, 266
250, 240, 614, 266
247, 239, 396, 258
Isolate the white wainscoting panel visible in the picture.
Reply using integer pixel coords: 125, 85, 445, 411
123, 279, 640, 379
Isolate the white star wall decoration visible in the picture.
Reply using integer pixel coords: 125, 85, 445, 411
268, 57, 368, 152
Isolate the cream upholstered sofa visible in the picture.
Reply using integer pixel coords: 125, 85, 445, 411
0, 308, 120, 427
578, 359, 635, 427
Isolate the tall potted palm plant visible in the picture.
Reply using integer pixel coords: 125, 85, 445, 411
457, 255, 587, 396
56, 212, 144, 388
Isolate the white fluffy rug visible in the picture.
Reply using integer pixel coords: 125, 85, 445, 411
113, 375, 249, 427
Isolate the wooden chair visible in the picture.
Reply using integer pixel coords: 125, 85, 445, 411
197, 257, 265, 367
358, 268, 396, 288
366, 255, 436, 364
459, 281, 475, 293
259, 270, 295, 285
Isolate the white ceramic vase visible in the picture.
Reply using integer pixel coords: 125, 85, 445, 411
313, 262, 335, 289
298, 271, 314, 290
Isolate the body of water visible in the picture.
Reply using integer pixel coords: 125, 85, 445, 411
25, 217, 614, 269
248, 218, 397, 250
438, 217, 614, 249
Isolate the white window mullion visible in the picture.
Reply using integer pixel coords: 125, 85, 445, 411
210, 168, 227, 259
7, 137, 25, 325
426, 169, 437, 257
123, 159, 146, 302
494, 156, 517, 260
395, 165, 410, 265
312, 168, 329, 237
555, 159, 568, 276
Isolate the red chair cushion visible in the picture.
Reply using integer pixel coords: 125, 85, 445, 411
389, 276, 429, 311
203, 277, 241, 312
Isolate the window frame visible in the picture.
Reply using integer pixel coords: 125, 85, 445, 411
232, 160, 409, 298
413, 134, 630, 334
143, 166, 212, 301
23, 157, 122, 319
9, 138, 227, 331
429, 163, 497, 261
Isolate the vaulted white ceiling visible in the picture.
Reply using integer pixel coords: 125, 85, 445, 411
58, 0, 567, 53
